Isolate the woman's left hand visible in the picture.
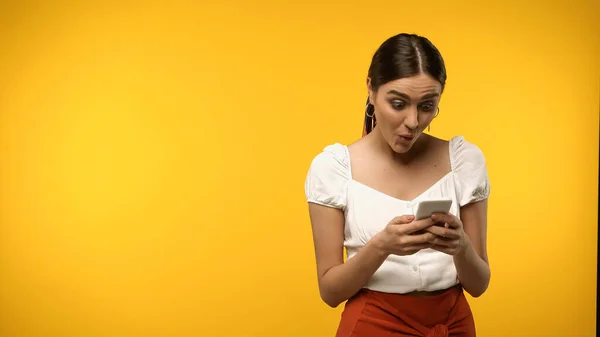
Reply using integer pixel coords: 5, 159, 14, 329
425, 213, 470, 256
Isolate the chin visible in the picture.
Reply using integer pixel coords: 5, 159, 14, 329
389, 133, 422, 154
390, 142, 413, 154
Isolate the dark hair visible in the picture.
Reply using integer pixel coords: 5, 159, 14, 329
363, 33, 447, 136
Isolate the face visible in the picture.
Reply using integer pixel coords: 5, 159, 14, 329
368, 73, 442, 153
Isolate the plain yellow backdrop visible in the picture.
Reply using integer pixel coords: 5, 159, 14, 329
1, 1, 598, 336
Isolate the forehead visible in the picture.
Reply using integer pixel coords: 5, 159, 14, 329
379, 73, 442, 96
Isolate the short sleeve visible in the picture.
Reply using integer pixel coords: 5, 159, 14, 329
304, 143, 350, 209
450, 136, 491, 207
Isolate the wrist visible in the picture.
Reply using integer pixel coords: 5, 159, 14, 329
454, 236, 473, 260
368, 233, 391, 258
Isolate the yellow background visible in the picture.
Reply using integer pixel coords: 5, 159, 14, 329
1, 1, 598, 336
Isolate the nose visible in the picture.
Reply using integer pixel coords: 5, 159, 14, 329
404, 106, 419, 130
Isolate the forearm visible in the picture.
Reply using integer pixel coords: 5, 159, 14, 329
454, 237, 490, 297
319, 238, 388, 308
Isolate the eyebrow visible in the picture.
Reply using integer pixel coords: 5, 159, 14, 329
386, 90, 440, 100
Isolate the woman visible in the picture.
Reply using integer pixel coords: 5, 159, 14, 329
304, 33, 491, 337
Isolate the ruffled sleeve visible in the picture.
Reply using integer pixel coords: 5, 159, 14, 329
304, 144, 350, 209
450, 136, 491, 207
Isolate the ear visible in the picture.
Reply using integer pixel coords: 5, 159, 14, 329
366, 77, 375, 103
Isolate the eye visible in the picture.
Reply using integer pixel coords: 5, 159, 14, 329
390, 99, 406, 110
418, 101, 436, 112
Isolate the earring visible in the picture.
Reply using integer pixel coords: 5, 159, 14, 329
366, 102, 376, 132
428, 107, 440, 132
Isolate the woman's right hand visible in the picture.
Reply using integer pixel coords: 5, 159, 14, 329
373, 215, 437, 256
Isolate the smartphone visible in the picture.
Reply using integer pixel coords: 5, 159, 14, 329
413, 198, 452, 220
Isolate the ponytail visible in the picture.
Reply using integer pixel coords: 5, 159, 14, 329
362, 98, 376, 137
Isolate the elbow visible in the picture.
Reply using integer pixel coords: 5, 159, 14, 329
466, 286, 487, 298
323, 297, 342, 308
463, 280, 489, 298
317, 268, 353, 308
318, 282, 345, 308
465, 271, 491, 298
320, 290, 343, 308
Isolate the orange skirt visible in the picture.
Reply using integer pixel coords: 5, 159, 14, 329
335, 285, 475, 337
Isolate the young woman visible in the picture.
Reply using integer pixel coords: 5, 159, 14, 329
304, 33, 491, 337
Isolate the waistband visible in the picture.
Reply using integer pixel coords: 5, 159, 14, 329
335, 285, 475, 337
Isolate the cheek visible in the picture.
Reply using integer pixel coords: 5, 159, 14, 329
419, 113, 435, 126
375, 104, 399, 126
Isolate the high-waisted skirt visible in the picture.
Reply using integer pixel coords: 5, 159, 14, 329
335, 285, 475, 337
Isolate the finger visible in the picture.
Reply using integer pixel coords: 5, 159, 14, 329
433, 221, 450, 228
404, 232, 437, 245
390, 215, 415, 225
404, 218, 434, 234
431, 237, 459, 248
424, 226, 460, 239
430, 244, 454, 255
403, 242, 435, 254
431, 213, 460, 229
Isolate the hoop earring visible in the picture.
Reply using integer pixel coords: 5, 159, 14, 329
366, 104, 374, 118
428, 107, 440, 132
366, 102, 376, 132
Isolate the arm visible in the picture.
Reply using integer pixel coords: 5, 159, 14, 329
308, 202, 389, 308
453, 199, 490, 297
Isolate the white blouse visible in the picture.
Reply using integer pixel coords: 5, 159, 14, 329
304, 136, 490, 294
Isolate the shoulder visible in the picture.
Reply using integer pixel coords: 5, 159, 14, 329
448, 136, 490, 205
449, 136, 486, 169
304, 143, 350, 209
308, 143, 350, 175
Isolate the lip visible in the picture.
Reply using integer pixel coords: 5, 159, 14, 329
399, 135, 414, 140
